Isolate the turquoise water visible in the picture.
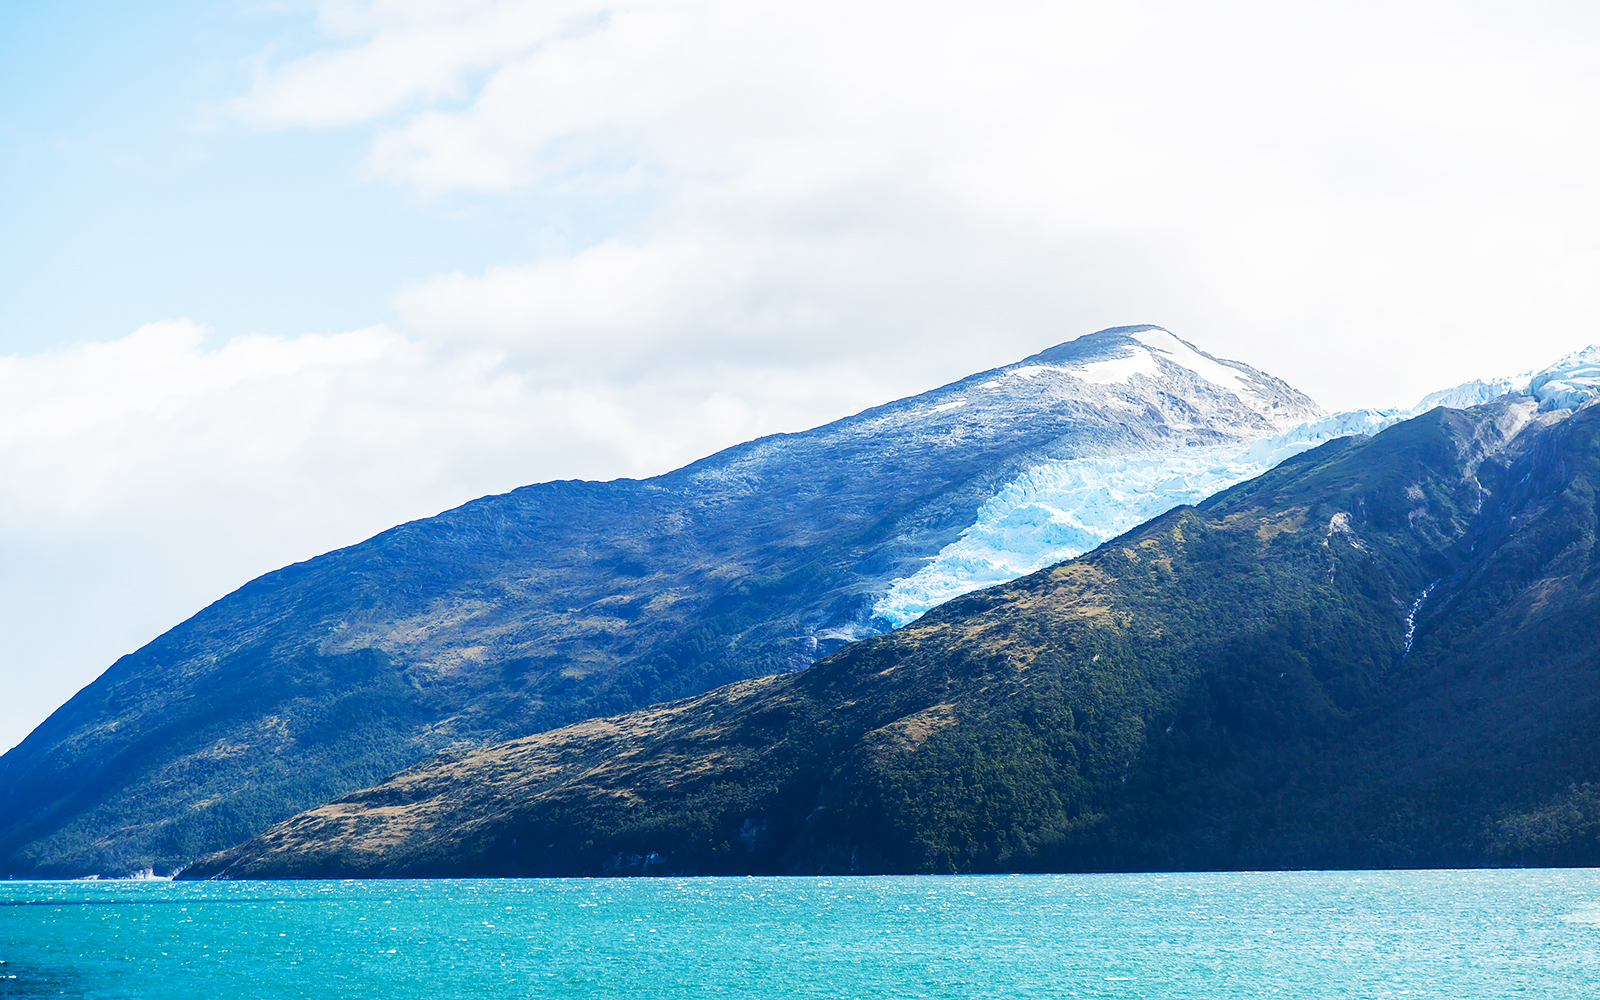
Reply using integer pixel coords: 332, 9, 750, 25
2, 871, 1598, 998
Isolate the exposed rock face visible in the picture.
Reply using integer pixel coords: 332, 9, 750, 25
0, 326, 1318, 877
185, 395, 1600, 878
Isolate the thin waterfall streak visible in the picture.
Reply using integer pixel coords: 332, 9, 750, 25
1404, 582, 1438, 655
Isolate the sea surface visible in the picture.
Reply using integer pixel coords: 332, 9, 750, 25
2, 870, 1597, 998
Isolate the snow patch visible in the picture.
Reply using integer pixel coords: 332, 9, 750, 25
931, 398, 967, 413
1131, 329, 1259, 401
1071, 348, 1161, 385
1008, 348, 1161, 386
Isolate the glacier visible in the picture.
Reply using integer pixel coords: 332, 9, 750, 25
1413, 345, 1600, 414
872, 408, 1406, 627
873, 345, 1600, 629
1527, 345, 1600, 411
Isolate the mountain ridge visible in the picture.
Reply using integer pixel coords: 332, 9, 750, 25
183, 392, 1600, 878
1, 326, 1319, 877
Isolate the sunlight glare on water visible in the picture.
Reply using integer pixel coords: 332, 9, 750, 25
1, 870, 1597, 998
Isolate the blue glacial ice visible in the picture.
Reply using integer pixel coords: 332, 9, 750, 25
872, 408, 1408, 628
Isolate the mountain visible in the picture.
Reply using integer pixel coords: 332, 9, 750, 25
0, 326, 1321, 878
185, 386, 1600, 879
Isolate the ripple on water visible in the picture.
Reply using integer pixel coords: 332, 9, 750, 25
0, 870, 1598, 999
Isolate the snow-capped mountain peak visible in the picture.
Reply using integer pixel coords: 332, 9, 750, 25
1009, 324, 1315, 431
1004, 328, 1266, 402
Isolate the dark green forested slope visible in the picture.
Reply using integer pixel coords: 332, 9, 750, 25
187, 395, 1600, 878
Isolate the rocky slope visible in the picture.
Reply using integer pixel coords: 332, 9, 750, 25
185, 391, 1600, 878
0, 326, 1319, 877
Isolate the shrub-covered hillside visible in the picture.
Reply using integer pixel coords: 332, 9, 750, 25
188, 395, 1600, 878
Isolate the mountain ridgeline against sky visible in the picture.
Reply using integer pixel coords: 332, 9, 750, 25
0, 327, 1323, 877
188, 390, 1600, 879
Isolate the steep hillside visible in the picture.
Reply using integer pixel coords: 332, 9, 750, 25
186, 395, 1600, 878
0, 326, 1319, 877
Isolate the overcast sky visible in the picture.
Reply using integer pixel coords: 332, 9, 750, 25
2, 0, 1598, 752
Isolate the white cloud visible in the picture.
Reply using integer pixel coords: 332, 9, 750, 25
236, 0, 580, 127
236, 0, 1600, 408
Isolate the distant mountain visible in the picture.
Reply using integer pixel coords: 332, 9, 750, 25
187, 386, 1600, 879
1412, 344, 1600, 413
0, 325, 1321, 877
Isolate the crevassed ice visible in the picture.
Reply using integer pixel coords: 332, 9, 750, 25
1528, 345, 1600, 411
871, 448, 1265, 628
872, 409, 1406, 628
1413, 344, 1600, 414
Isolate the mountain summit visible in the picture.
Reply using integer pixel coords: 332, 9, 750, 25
0, 327, 1319, 877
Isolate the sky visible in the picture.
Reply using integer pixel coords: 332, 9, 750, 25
2, 0, 1599, 752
